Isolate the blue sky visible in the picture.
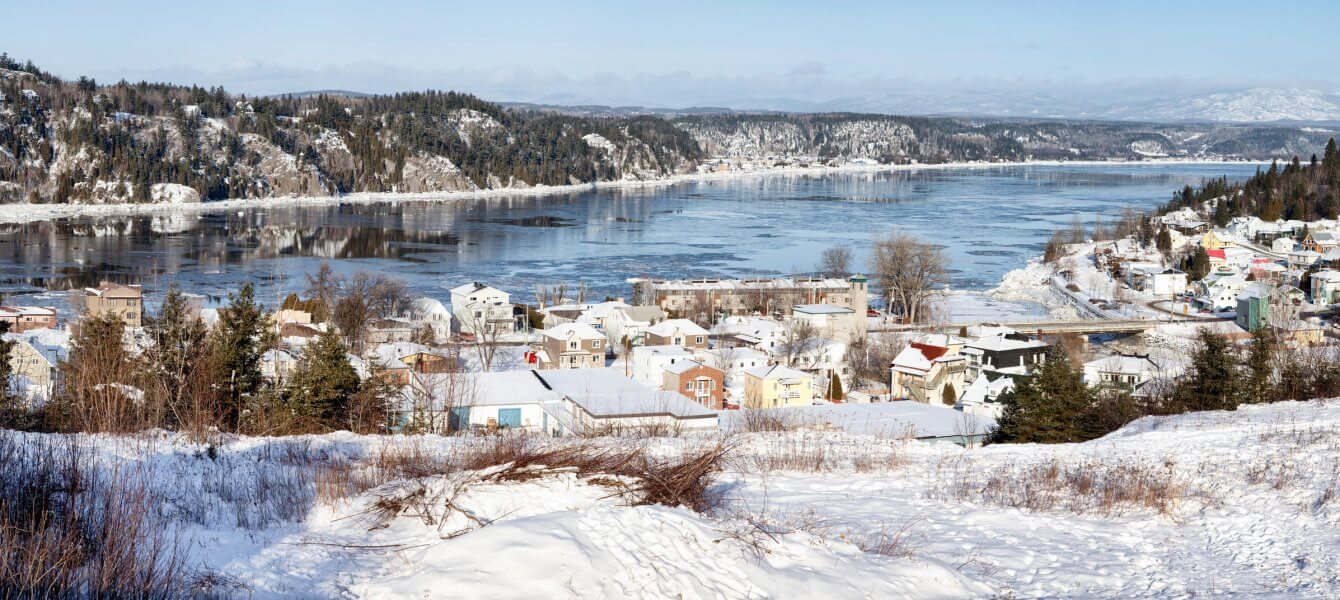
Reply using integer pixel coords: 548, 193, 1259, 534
6, 1, 1337, 106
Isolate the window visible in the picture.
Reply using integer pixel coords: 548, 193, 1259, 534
685, 382, 693, 391
593, 340, 602, 348
568, 341, 578, 350
695, 336, 704, 344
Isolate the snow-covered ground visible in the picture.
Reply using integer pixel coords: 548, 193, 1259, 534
13, 398, 1337, 598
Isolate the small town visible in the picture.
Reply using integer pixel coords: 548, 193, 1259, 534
5, 5, 1340, 596
4, 202, 1336, 447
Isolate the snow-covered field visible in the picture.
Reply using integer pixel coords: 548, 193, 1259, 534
9, 399, 1337, 598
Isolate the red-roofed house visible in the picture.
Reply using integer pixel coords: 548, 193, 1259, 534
890, 334, 967, 406
1206, 248, 1227, 268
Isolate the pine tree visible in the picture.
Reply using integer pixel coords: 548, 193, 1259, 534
0, 321, 17, 426
1174, 331, 1241, 412
1155, 228, 1172, 255
1244, 327, 1276, 405
211, 282, 270, 430
991, 345, 1095, 444
145, 283, 209, 427
284, 328, 361, 431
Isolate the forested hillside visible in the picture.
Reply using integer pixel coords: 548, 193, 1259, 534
0, 54, 700, 204
675, 113, 1334, 163
1166, 138, 1340, 224
1, 53, 1336, 205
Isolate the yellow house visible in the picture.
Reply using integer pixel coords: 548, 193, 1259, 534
7, 338, 64, 403
1200, 231, 1234, 251
742, 364, 814, 408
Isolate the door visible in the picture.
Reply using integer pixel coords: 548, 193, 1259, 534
448, 407, 471, 432
497, 408, 522, 428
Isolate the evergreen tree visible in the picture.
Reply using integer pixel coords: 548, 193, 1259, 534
991, 345, 1095, 444
211, 282, 270, 430
284, 328, 361, 430
1155, 228, 1172, 255
1244, 326, 1276, 405
1174, 331, 1241, 412
0, 321, 18, 426
145, 283, 209, 426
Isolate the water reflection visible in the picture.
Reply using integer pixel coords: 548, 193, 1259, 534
0, 164, 1260, 304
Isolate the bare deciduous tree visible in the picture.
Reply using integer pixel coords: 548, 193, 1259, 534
460, 309, 506, 372
777, 319, 820, 369
817, 244, 853, 278
869, 233, 948, 324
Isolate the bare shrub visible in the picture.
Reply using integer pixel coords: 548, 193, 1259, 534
737, 409, 806, 433
0, 433, 195, 597
852, 519, 922, 559
934, 457, 1190, 517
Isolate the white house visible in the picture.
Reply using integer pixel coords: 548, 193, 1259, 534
642, 318, 710, 348
629, 345, 696, 389
601, 305, 666, 348
1127, 265, 1188, 296
696, 346, 768, 389
450, 282, 514, 335
956, 372, 1015, 420
1271, 238, 1297, 254
1082, 354, 1185, 394
791, 303, 861, 342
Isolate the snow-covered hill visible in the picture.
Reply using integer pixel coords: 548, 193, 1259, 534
1104, 88, 1340, 123
9, 398, 1336, 598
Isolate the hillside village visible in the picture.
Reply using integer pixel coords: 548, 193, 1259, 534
2, 196, 1335, 445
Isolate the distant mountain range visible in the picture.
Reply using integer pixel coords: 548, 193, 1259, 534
499, 89, 1340, 125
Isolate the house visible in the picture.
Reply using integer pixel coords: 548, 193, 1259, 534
960, 329, 1048, 380
1288, 249, 1322, 268
4, 329, 68, 405
368, 342, 456, 385
412, 369, 719, 434
791, 303, 862, 342
280, 322, 323, 346
956, 372, 1015, 420
629, 345, 696, 389
662, 360, 725, 410
1082, 354, 1184, 394
742, 364, 814, 408
1125, 265, 1188, 296
1310, 270, 1340, 306
273, 308, 313, 326
1236, 283, 1305, 332
642, 319, 710, 349
629, 274, 868, 321
367, 318, 415, 344
1301, 232, 1339, 254
450, 282, 514, 335
697, 346, 768, 390
260, 349, 297, 383
1206, 248, 1227, 268
80, 283, 144, 327
0, 307, 57, 333
601, 305, 666, 348
1200, 230, 1233, 251
534, 323, 606, 370
711, 316, 785, 351
1198, 272, 1250, 312
889, 334, 966, 407
1271, 238, 1297, 254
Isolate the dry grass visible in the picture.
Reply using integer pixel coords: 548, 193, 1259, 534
0, 433, 196, 598
935, 456, 1189, 517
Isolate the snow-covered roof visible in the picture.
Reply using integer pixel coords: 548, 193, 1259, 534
743, 364, 810, 381
664, 360, 716, 376
543, 322, 605, 341
964, 332, 1047, 353
535, 368, 716, 418
644, 319, 709, 338
450, 282, 506, 297
793, 304, 853, 315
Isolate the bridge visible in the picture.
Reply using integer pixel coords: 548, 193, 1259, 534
869, 316, 1226, 336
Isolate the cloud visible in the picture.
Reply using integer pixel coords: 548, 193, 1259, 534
786, 62, 827, 78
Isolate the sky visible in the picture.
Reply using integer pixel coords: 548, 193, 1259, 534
6, 1, 1338, 108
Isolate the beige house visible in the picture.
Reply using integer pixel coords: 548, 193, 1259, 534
742, 364, 814, 408
890, 334, 967, 406
535, 323, 606, 370
81, 283, 144, 327
630, 274, 868, 322
5, 334, 67, 404
0, 306, 57, 333
642, 319, 710, 349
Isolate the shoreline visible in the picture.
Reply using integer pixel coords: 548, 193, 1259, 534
0, 158, 1266, 225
